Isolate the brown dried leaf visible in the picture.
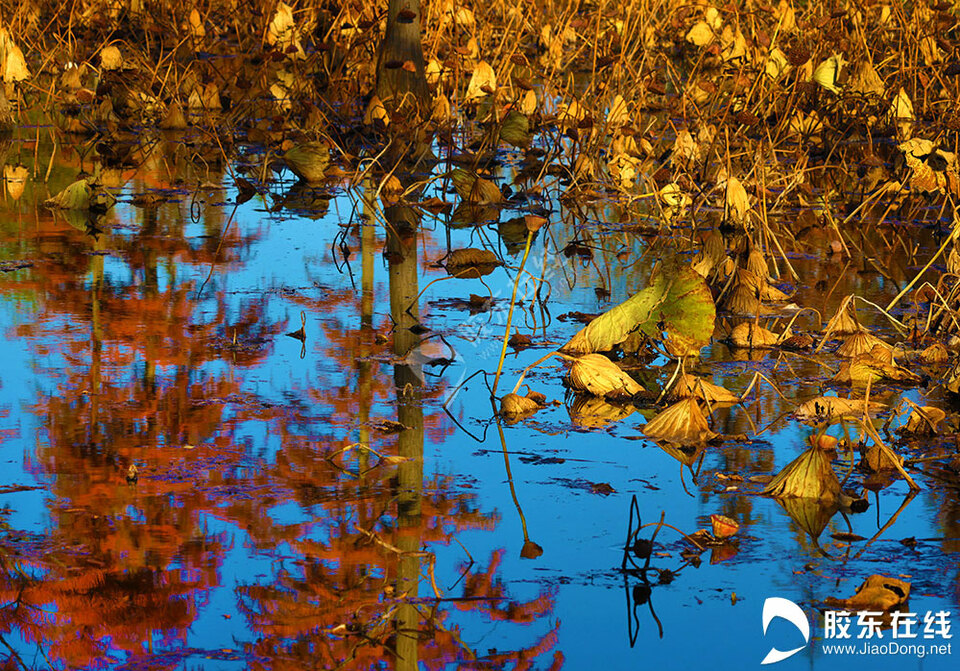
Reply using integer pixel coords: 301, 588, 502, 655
710, 514, 739, 539
567, 354, 643, 400
729, 322, 780, 348
903, 406, 946, 436
445, 249, 502, 278
825, 575, 911, 612
763, 445, 841, 502
500, 393, 541, 420
667, 373, 740, 405
568, 395, 635, 428
794, 396, 884, 424
642, 397, 717, 446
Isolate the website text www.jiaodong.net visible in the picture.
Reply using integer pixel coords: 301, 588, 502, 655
821, 641, 953, 658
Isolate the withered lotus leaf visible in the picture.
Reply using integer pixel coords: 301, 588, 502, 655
746, 248, 770, 280
444, 248, 502, 278
825, 575, 911, 612
710, 514, 739, 538
159, 99, 188, 130
860, 441, 903, 473
364, 95, 390, 126
282, 142, 330, 183
794, 396, 884, 424
823, 298, 862, 336
44, 179, 93, 210
903, 406, 946, 436
836, 331, 890, 358
780, 333, 814, 350
641, 397, 717, 446
568, 354, 643, 399
3, 164, 28, 201
729, 322, 780, 348
834, 346, 922, 385
563, 264, 714, 356
719, 268, 762, 314
500, 393, 541, 419
500, 110, 530, 148
723, 175, 751, 223
464, 60, 496, 102
568, 394, 635, 428
763, 445, 841, 502
920, 342, 950, 363
667, 373, 740, 405
451, 168, 502, 204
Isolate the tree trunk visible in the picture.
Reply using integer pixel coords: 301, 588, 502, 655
375, 0, 430, 113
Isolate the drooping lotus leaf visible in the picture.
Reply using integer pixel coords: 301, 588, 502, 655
668, 373, 740, 405
793, 396, 884, 424
451, 168, 502, 204
825, 575, 911, 612
642, 397, 717, 446
763, 445, 841, 502
833, 345, 922, 386
282, 141, 330, 183
903, 406, 946, 436
568, 394, 635, 428
45, 179, 92, 209
563, 264, 715, 356
500, 110, 530, 148
729, 322, 781, 348
567, 353, 643, 399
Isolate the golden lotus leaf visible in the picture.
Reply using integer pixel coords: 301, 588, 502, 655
667, 373, 740, 405
823, 299, 862, 336
568, 395, 635, 428
903, 406, 946, 436
763, 444, 841, 502
834, 345, 922, 386
159, 100, 187, 130
282, 142, 330, 183
825, 575, 911, 612
563, 264, 715, 356
920, 342, 950, 363
364, 95, 390, 126
812, 53, 845, 94
500, 393, 541, 421
567, 354, 643, 400
723, 175, 751, 223
849, 60, 884, 97
746, 248, 769, 280
451, 168, 502, 205
710, 514, 739, 539
836, 331, 890, 358
45, 179, 93, 210
794, 396, 884, 424
464, 60, 496, 102
729, 322, 780, 349
444, 248, 502, 278
641, 397, 717, 446
719, 268, 774, 314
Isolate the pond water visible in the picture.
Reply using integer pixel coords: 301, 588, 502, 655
0, 129, 957, 671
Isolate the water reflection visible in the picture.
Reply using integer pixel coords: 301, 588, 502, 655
0, 125, 958, 670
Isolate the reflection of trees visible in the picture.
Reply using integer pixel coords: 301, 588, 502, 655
0, 138, 270, 666
229, 193, 558, 669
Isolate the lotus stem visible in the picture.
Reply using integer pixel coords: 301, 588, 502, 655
493, 228, 534, 395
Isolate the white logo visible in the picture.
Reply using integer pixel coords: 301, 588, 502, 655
761, 597, 810, 665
